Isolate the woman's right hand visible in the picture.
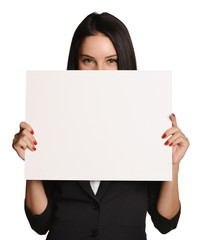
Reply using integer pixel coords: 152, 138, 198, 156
12, 121, 37, 160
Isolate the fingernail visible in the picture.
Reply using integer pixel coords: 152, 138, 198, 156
164, 140, 169, 145
169, 142, 173, 146
162, 133, 167, 138
32, 146, 36, 151
33, 140, 37, 145
172, 113, 175, 117
30, 130, 34, 135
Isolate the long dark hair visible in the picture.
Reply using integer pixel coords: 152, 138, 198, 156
66, 12, 137, 70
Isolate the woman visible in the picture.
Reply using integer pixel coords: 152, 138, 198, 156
12, 12, 190, 240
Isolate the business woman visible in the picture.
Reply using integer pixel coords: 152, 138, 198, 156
12, 12, 190, 240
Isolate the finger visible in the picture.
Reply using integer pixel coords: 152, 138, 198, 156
170, 113, 178, 128
161, 126, 184, 139
20, 128, 37, 145
15, 136, 36, 152
20, 121, 34, 135
12, 130, 37, 148
164, 132, 187, 146
14, 138, 27, 151
22, 135, 37, 150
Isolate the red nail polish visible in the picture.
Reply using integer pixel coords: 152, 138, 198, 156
164, 140, 169, 145
30, 130, 34, 135
169, 142, 173, 146
32, 146, 36, 151
162, 133, 167, 138
172, 113, 175, 117
33, 140, 37, 145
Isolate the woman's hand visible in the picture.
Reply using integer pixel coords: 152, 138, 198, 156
12, 121, 37, 160
162, 113, 190, 166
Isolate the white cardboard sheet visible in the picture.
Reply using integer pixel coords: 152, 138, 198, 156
25, 70, 172, 180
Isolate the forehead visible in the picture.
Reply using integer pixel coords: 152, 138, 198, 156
79, 33, 117, 56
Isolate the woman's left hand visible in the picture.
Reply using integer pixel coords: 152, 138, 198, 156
161, 113, 190, 166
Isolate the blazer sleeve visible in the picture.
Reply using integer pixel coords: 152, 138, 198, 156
147, 181, 181, 234
24, 180, 55, 235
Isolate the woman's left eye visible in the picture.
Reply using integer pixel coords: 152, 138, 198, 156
107, 59, 118, 63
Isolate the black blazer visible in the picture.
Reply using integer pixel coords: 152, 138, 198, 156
25, 180, 181, 240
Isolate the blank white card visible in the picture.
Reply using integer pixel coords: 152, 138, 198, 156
25, 70, 172, 181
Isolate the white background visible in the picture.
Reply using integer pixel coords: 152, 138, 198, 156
0, 0, 199, 239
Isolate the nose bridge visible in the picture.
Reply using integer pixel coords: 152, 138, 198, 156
96, 62, 105, 70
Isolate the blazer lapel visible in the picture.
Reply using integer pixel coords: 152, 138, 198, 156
96, 181, 111, 200
78, 181, 111, 202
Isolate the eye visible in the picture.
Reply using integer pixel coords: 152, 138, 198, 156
107, 59, 118, 63
82, 58, 95, 63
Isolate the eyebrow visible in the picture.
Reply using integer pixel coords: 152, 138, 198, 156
105, 54, 117, 59
80, 54, 117, 59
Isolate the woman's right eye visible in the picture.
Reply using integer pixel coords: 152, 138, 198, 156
82, 58, 94, 63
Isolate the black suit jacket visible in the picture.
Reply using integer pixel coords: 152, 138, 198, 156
25, 180, 181, 240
